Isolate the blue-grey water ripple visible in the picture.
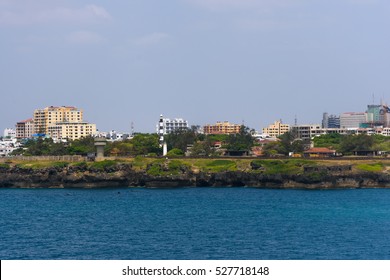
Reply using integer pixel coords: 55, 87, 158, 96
1, 187, 390, 259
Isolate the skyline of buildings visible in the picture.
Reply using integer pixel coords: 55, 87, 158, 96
4, 102, 390, 157
4, 102, 390, 140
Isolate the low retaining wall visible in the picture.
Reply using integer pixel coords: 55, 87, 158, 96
0, 155, 84, 162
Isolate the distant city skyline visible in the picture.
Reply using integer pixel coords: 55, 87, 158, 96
2, 0, 390, 133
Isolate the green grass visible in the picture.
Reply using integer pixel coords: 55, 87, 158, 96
131, 156, 154, 170
203, 160, 237, 172
0, 163, 10, 169
52, 162, 69, 168
355, 163, 384, 172
71, 161, 87, 168
15, 161, 62, 169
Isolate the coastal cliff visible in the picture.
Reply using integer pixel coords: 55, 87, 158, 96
1, 158, 390, 189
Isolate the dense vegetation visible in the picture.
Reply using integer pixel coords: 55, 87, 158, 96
9, 129, 390, 158
312, 133, 390, 155
261, 131, 307, 156
11, 126, 256, 157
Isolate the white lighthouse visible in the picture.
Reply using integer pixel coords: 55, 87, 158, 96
158, 114, 168, 156
158, 114, 164, 147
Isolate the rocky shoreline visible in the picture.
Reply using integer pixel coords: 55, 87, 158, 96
1, 163, 390, 189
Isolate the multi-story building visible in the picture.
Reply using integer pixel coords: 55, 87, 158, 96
361, 104, 390, 128
47, 122, 96, 141
33, 106, 83, 134
3, 128, 16, 138
32, 106, 95, 140
340, 112, 367, 129
262, 120, 290, 137
203, 121, 241, 135
322, 113, 340, 128
160, 117, 189, 134
0, 137, 19, 156
291, 124, 322, 140
15, 118, 35, 139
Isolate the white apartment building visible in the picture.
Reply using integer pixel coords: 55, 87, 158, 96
0, 137, 19, 156
158, 116, 189, 135
3, 128, 16, 138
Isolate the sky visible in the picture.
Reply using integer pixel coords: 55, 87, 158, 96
2, 0, 390, 133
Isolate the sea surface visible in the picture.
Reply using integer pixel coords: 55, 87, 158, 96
1, 187, 390, 260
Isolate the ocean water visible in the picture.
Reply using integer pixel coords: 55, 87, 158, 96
1, 187, 390, 260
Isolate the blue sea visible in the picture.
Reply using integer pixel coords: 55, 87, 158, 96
1, 187, 390, 260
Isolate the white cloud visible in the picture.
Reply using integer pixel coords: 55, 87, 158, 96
67, 30, 105, 44
0, 4, 111, 26
134, 32, 169, 46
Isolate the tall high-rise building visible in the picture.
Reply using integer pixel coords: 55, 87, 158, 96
340, 112, 366, 129
364, 104, 390, 127
32, 106, 95, 140
322, 113, 340, 128
33, 106, 83, 134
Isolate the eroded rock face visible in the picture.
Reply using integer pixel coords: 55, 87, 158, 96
0, 164, 390, 189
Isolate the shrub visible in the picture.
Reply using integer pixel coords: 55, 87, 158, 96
166, 148, 184, 157
90, 160, 117, 170
146, 159, 166, 176
146, 159, 188, 176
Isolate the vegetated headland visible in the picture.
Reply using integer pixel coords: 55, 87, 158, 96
1, 157, 390, 189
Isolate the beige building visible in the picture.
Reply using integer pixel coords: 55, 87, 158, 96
203, 121, 241, 135
262, 120, 290, 137
48, 122, 96, 141
34, 106, 83, 134
32, 106, 96, 140
15, 118, 35, 139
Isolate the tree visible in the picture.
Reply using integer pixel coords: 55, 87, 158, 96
67, 136, 95, 155
190, 139, 216, 156
278, 131, 305, 155
23, 138, 54, 156
261, 141, 281, 157
130, 134, 160, 156
339, 134, 374, 155
312, 133, 342, 150
225, 125, 254, 151
165, 127, 198, 152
